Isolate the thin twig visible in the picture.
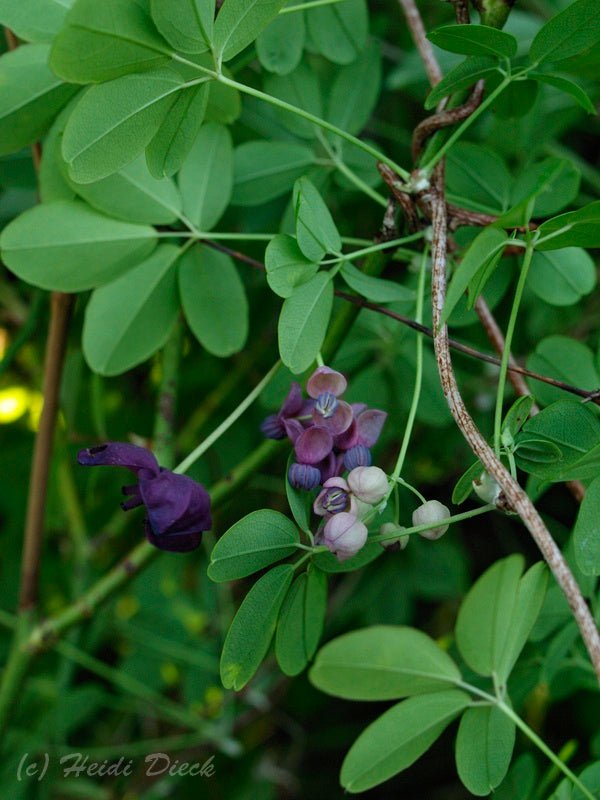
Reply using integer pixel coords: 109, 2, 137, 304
19, 292, 74, 610
429, 164, 600, 681
397, 0, 442, 86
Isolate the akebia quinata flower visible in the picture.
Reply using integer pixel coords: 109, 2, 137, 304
347, 466, 389, 505
262, 365, 387, 489
412, 500, 451, 541
77, 443, 212, 552
321, 512, 368, 562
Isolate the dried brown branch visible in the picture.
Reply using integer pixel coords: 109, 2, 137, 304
429, 165, 600, 681
397, 0, 443, 86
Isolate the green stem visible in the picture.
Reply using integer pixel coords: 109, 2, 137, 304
321, 232, 424, 264
369, 503, 495, 542
316, 130, 387, 207
153, 321, 182, 468
423, 78, 511, 173
175, 361, 281, 475
497, 701, 595, 800
217, 74, 411, 181
0, 612, 34, 739
281, 0, 348, 12
389, 246, 428, 485
493, 242, 534, 456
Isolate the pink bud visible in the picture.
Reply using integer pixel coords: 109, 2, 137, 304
322, 512, 368, 562
379, 523, 409, 551
347, 466, 389, 504
412, 500, 450, 540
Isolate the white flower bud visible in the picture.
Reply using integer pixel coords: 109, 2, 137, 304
322, 512, 368, 562
472, 471, 501, 505
379, 523, 409, 551
347, 466, 389, 505
412, 500, 450, 540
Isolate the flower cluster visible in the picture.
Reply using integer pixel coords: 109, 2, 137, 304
261, 366, 387, 491
77, 443, 212, 552
262, 366, 388, 562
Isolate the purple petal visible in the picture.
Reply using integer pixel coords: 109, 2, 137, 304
334, 419, 358, 451
280, 381, 304, 417
140, 470, 212, 537
356, 409, 388, 447
307, 367, 347, 399
283, 418, 304, 443
260, 414, 286, 439
144, 520, 202, 552
312, 399, 353, 435
288, 462, 321, 490
77, 443, 159, 475
351, 403, 368, 415
295, 426, 333, 465
316, 451, 344, 483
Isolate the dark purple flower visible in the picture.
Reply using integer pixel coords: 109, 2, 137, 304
260, 382, 304, 440
307, 367, 347, 399
77, 443, 211, 552
294, 426, 333, 465
314, 477, 352, 517
336, 407, 387, 451
288, 462, 321, 490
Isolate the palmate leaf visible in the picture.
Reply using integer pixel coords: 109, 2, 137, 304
275, 566, 327, 676
213, 0, 288, 63
0, 200, 157, 292
232, 141, 315, 206
529, 0, 600, 65
573, 476, 600, 577
50, 0, 172, 83
62, 68, 185, 183
428, 24, 517, 59
0, 0, 73, 43
257, 6, 305, 75
455, 706, 515, 796
278, 272, 334, 374
306, 0, 368, 65
0, 45, 77, 157
265, 234, 319, 298
150, 0, 214, 54
82, 244, 180, 375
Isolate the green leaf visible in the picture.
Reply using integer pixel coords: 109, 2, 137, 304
530, 72, 595, 114
340, 691, 471, 793
50, 0, 171, 83
340, 261, 414, 303
428, 24, 517, 59
208, 509, 299, 582
220, 563, 294, 689
39, 103, 77, 203
145, 82, 210, 178
232, 141, 314, 205
278, 272, 333, 374
327, 41, 381, 136
573, 476, 600, 576
306, 0, 368, 65
425, 57, 499, 110
452, 459, 483, 505
82, 244, 180, 375
455, 556, 547, 681
0, 0, 73, 43
63, 68, 184, 183
265, 234, 319, 298
509, 157, 581, 220
150, 0, 214, 54
442, 228, 508, 325
179, 245, 248, 356
205, 68, 241, 122
257, 7, 305, 75
502, 395, 535, 441
536, 201, 600, 251
0, 200, 157, 292
294, 176, 341, 261
529, 0, 600, 65
275, 566, 327, 676
264, 62, 323, 139
213, 0, 288, 63
526, 336, 599, 406
309, 625, 463, 700
178, 122, 233, 230
446, 143, 512, 215
67, 154, 183, 225
455, 706, 515, 796
0, 45, 77, 157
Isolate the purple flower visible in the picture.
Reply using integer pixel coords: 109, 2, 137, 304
314, 477, 352, 517
288, 462, 321, 490
335, 406, 388, 452
294, 426, 333, 465
343, 445, 372, 470
77, 443, 212, 552
307, 367, 347, 399
321, 512, 368, 562
260, 382, 305, 440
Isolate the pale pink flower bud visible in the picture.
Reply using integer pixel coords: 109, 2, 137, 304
322, 512, 368, 562
379, 523, 409, 551
472, 471, 501, 505
347, 466, 389, 505
412, 500, 450, 540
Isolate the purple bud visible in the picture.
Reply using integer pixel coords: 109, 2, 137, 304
260, 414, 286, 439
322, 512, 368, 562
288, 462, 321, 490
344, 445, 371, 470
315, 391, 338, 418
